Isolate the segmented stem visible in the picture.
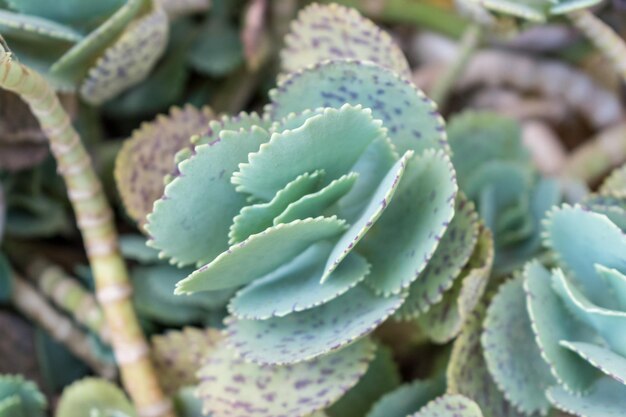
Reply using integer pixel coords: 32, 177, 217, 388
11, 272, 117, 379
27, 258, 110, 343
0, 50, 175, 417
569, 10, 626, 83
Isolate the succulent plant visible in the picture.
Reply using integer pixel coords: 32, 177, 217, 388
0, 0, 168, 104
480, 168, 626, 416
447, 111, 561, 273
55, 378, 136, 417
0, 374, 46, 417
460, 0, 602, 21
111, 3, 493, 416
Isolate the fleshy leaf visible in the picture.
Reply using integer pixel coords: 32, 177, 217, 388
0, 9, 83, 42
55, 378, 136, 417
233, 105, 385, 201
447, 305, 527, 417
268, 60, 447, 155
327, 344, 401, 417
80, 6, 168, 104
0, 375, 45, 417
552, 268, 626, 356
228, 242, 369, 320
151, 327, 222, 395
560, 341, 626, 385
477, 0, 548, 21
544, 204, 626, 309
225, 283, 405, 365
417, 225, 493, 343
115, 105, 214, 227
197, 339, 376, 417
146, 126, 269, 267
366, 378, 445, 417
396, 192, 479, 318
176, 217, 347, 293
482, 276, 556, 414
50, 0, 144, 84
524, 261, 600, 392
322, 151, 413, 282
118, 234, 160, 263
547, 377, 626, 417
6, 0, 124, 24
361, 149, 457, 295
188, 19, 243, 76
191, 112, 271, 147
281, 3, 410, 79
274, 172, 358, 225
596, 265, 626, 308
229, 171, 324, 244
410, 395, 484, 417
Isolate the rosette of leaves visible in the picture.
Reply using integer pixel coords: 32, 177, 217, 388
0, 374, 46, 417
481, 186, 626, 416
0, 0, 168, 104
134, 4, 488, 416
460, 0, 602, 21
447, 111, 560, 273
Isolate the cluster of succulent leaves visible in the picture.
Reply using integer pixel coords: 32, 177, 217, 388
112, 3, 494, 416
475, 164, 626, 417
0, 374, 46, 417
461, 0, 602, 22
446, 111, 561, 273
0, 0, 168, 104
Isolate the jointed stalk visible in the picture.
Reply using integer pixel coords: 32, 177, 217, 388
430, 23, 483, 108
0, 49, 175, 417
568, 9, 626, 83
11, 271, 116, 379
27, 258, 110, 343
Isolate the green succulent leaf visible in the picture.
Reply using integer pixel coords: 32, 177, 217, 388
361, 149, 457, 295
151, 327, 222, 395
524, 261, 600, 393
274, 172, 358, 225
582, 198, 626, 232
560, 341, 626, 385
234, 105, 386, 201
396, 192, 479, 318
323, 150, 413, 283
55, 378, 136, 417
228, 241, 369, 320
118, 234, 160, 263
6, 0, 125, 24
551, 268, 626, 356
49, 0, 145, 83
197, 339, 376, 417
596, 265, 626, 308
188, 19, 243, 76
482, 275, 556, 414
327, 344, 401, 417
0, 253, 13, 303
281, 3, 410, 79
146, 126, 270, 267
116, 105, 214, 227
447, 305, 527, 417
547, 377, 626, 417
600, 165, 626, 198
229, 170, 324, 244
0, 9, 83, 42
80, 6, 168, 104
268, 60, 447, 155
416, 224, 493, 343
192, 112, 271, 147
366, 377, 445, 417
0, 375, 46, 417
225, 283, 405, 365
544, 205, 626, 308
409, 395, 484, 417
176, 216, 347, 294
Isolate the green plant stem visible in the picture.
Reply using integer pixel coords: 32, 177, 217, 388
27, 258, 110, 344
429, 24, 483, 108
324, 0, 470, 39
0, 49, 175, 417
568, 9, 626, 83
11, 270, 117, 379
